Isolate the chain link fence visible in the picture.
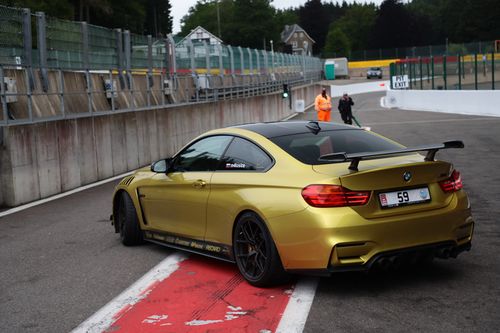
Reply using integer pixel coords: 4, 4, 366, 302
0, 4, 322, 126
349, 41, 498, 61
0, 4, 320, 74
390, 52, 500, 91
0, 5, 24, 66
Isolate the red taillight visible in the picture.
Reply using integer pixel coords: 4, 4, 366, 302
439, 169, 463, 193
301, 185, 371, 207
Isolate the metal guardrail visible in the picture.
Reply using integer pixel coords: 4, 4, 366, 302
0, 63, 320, 126
0, 5, 322, 126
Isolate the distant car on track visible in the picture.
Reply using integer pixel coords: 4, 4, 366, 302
367, 67, 383, 79
112, 121, 474, 286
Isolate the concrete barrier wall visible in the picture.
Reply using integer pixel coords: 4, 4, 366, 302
382, 89, 500, 117
0, 83, 318, 207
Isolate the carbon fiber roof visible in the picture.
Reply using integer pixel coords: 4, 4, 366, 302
234, 121, 357, 138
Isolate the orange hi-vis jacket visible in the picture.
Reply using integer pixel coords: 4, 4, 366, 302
315, 94, 332, 121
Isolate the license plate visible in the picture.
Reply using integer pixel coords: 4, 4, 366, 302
379, 187, 430, 208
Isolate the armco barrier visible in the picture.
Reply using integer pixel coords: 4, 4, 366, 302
382, 89, 500, 117
0, 83, 319, 207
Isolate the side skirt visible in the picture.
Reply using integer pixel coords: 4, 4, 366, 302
143, 230, 235, 263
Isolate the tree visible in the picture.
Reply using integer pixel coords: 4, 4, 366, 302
369, 0, 416, 49
324, 26, 350, 57
180, 0, 279, 49
329, 4, 376, 52
4, 0, 73, 19
298, 0, 331, 54
145, 0, 173, 36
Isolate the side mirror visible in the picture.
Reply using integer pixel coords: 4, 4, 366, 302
150, 158, 172, 173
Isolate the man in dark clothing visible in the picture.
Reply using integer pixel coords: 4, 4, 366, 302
338, 93, 354, 125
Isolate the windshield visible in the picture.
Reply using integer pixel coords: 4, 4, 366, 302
271, 129, 403, 165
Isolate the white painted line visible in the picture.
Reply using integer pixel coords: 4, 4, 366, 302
0, 171, 135, 218
276, 277, 319, 333
71, 252, 188, 333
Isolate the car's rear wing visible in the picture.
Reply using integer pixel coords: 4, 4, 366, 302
319, 140, 464, 171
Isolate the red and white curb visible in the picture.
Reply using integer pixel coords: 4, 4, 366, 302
72, 252, 318, 333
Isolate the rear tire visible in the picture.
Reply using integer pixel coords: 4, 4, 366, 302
117, 192, 144, 246
233, 212, 288, 287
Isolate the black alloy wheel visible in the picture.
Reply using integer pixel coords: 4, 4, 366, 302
117, 192, 144, 246
233, 212, 288, 287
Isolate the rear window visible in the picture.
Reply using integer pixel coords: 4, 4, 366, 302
370, 67, 381, 71
271, 129, 403, 165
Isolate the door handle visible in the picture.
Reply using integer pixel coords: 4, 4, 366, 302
193, 180, 207, 189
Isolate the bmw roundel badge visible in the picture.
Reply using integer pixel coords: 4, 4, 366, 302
403, 171, 412, 182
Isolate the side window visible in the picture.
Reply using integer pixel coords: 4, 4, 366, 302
174, 136, 232, 172
219, 137, 273, 171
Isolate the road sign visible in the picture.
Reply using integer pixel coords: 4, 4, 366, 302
392, 75, 409, 89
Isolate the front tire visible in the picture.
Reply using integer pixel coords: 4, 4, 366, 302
233, 212, 288, 287
117, 192, 144, 246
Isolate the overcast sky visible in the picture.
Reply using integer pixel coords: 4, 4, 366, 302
171, 0, 385, 34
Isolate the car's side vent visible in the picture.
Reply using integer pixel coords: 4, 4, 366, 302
120, 176, 135, 187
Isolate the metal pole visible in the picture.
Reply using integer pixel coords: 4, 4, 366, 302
389, 63, 394, 89
492, 51, 495, 90
24, 67, 33, 122
238, 46, 244, 75
109, 70, 115, 111
0, 65, 8, 123
22, 8, 35, 91
85, 69, 92, 113
458, 54, 461, 90
58, 69, 66, 117
204, 41, 210, 74
409, 61, 412, 89
167, 34, 177, 82
187, 39, 198, 101
22, 8, 32, 67
228, 46, 235, 86
36, 11, 49, 92
426, 57, 430, 83
147, 35, 153, 107
248, 48, 253, 75
218, 44, 223, 76
115, 29, 125, 89
187, 39, 195, 76
81, 21, 90, 70
123, 30, 131, 89
419, 57, 423, 89
462, 54, 465, 79
431, 56, 435, 90
474, 53, 478, 90
443, 55, 447, 90
255, 49, 260, 75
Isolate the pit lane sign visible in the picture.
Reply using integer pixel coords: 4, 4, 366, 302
392, 75, 409, 89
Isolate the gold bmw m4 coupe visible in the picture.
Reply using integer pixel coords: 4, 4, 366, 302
111, 121, 474, 286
